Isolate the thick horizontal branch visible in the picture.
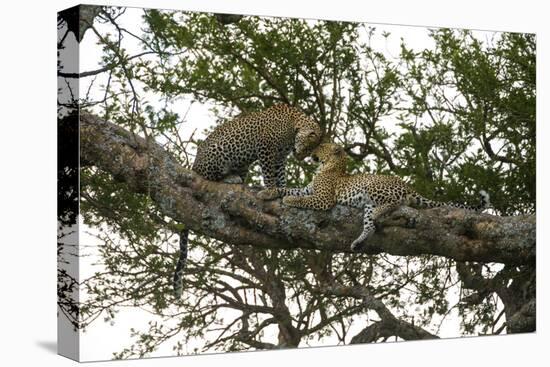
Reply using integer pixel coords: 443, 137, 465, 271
79, 114, 535, 265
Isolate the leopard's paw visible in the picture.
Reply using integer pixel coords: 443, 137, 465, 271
282, 196, 299, 206
223, 175, 243, 184
350, 240, 363, 252
257, 188, 280, 200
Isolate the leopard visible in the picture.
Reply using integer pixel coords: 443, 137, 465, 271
173, 104, 321, 298
192, 104, 322, 187
258, 142, 490, 251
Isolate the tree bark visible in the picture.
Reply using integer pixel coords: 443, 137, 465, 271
79, 114, 536, 266
456, 262, 536, 333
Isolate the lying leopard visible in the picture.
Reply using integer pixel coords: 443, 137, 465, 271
173, 104, 321, 298
258, 143, 490, 251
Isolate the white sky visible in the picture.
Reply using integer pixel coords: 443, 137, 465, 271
63, 6, 504, 361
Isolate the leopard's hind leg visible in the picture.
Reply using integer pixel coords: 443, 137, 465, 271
223, 165, 249, 184
350, 202, 400, 251
350, 204, 375, 251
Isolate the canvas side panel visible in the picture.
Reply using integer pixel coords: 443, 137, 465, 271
57, 5, 81, 362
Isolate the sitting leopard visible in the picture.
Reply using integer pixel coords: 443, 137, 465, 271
258, 143, 490, 251
173, 104, 321, 298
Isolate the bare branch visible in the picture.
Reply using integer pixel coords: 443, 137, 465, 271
320, 283, 438, 343
58, 51, 156, 78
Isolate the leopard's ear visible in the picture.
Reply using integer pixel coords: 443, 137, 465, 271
335, 145, 349, 158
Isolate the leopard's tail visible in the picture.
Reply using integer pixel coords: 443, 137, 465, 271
173, 228, 189, 299
409, 190, 491, 212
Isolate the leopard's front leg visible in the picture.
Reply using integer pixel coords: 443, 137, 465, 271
258, 146, 284, 188
282, 194, 335, 210
258, 185, 313, 200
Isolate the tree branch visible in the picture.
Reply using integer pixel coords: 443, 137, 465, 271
58, 51, 156, 78
319, 283, 438, 343
79, 114, 535, 266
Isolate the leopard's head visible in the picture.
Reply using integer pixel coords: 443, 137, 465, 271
311, 143, 347, 170
293, 117, 321, 160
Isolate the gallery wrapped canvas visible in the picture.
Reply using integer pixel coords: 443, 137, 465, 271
57, 4, 536, 362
